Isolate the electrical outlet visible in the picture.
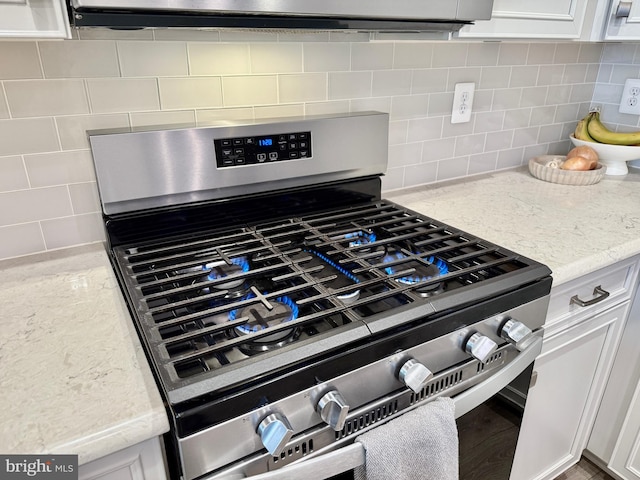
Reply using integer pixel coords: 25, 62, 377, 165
451, 82, 475, 124
619, 78, 640, 115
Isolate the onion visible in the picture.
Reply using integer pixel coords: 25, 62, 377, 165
567, 146, 598, 169
561, 156, 592, 171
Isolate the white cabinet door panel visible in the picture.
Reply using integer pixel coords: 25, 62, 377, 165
457, 0, 594, 39
0, 0, 70, 38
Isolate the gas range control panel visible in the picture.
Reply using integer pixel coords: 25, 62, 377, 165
214, 131, 312, 168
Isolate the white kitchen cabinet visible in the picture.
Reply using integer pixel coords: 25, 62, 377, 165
0, 0, 71, 39
601, 0, 640, 40
510, 257, 640, 480
586, 273, 640, 480
456, 0, 606, 40
78, 437, 168, 480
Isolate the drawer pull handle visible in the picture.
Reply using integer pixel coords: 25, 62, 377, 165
570, 285, 610, 307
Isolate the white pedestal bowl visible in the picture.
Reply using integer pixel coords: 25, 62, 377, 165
570, 135, 640, 175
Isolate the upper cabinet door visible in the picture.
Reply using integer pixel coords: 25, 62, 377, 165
456, 0, 599, 40
603, 0, 640, 40
0, 0, 71, 38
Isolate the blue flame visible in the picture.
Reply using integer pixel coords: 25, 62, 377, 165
306, 249, 360, 284
204, 256, 249, 281
345, 231, 377, 247
229, 294, 299, 333
383, 252, 448, 284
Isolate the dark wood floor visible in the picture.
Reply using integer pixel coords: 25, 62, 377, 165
554, 457, 616, 480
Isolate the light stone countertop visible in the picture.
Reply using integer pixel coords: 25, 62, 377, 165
0, 244, 169, 464
386, 166, 640, 286
1, 166, 638, 466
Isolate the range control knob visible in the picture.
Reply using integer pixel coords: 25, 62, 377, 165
257, 413, 294, 456
398, 358, 433, 394
465, 332, 498, 364
316, 390, 349, 431
500, 319, 533, 351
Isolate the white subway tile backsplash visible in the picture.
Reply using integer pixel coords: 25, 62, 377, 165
530, 106, 557, 127
39, 41, 120, 78
159, 77, 223, 109
0, 118, 59, 156
537, 65, 565, 86
479, 66, 511, 90
304, 101, 350, 116
393, 43, 432, 69
0, 37, 608, 259
0, 156, 28, 192
474, 111, 505, 134
421, 137, 455, 162
610, 64, 640, 85
509, 66, 539, 88
118, 41, 188, 77
196, 107, 254, 125
24, 150, 95, 188
351, 43, 393, 71
437, 156, 469, 181
328, 72, 372, 100
5, 79, 89, 118
601, 44, 637, 64
527, 44, 556, 65
407, 117, 443, 142
0, 186, 72, 226
251, 43, 303, 74
0, 92, 8, 120
388, 142, 423, 167
446, 67, 482, 91
0, 223, 45, 259
496, 147, 525, 169
454, 133, 486, 157
411, 69, 448, 94
130, 110, 196, 131
468, 152, 497, 175
87, 78, 160, 113
279, 73, 327, 103
554, 43, 581, 64
303, 43, 350, 72
41, 213, 104, 250
391, 93, 429, 120
222, 75, 277, 106
69, 182, 101, 214
432, 44, 467, 68
350, 97, 391, 114
188, 43, 250, 75
56, 113, 130, 150
372, 70, 411, 97
0, 42, 42, 80
485, 130, 513, 152
498, 44, 529, 66
492, 88, 521, 111
403, 162, 437, 186
512, 126, 540, 147
254, 104, 304, 118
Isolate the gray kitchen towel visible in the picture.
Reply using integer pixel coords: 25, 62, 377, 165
353, 397, 458, 480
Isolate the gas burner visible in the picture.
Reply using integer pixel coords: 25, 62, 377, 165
344, 231, 386, 259
203, 257, 250, 289
383, 252, 448, 297
228, 295, 300, 354
306, 250, 361, 304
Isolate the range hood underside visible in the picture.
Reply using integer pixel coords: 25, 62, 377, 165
70, 10, 472, 32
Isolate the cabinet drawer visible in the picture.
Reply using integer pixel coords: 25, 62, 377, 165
545, 258, 639, 331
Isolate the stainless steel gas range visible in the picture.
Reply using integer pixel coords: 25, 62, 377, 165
89, 111, 552, 480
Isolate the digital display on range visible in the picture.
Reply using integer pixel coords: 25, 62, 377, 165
214, 131, 311, 168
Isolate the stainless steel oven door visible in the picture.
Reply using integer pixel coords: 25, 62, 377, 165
210, 335, 542, 480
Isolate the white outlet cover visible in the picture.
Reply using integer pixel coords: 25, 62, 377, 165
619, 78, 640, 115
451, 82, 475, 124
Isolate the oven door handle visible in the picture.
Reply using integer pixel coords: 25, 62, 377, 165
222, 335, 543, 480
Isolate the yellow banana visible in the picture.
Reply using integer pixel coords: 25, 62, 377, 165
587, 112, 640, 145
573, 113, 596, 142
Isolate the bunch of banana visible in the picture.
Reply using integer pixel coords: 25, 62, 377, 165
574, 111, 640, 146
